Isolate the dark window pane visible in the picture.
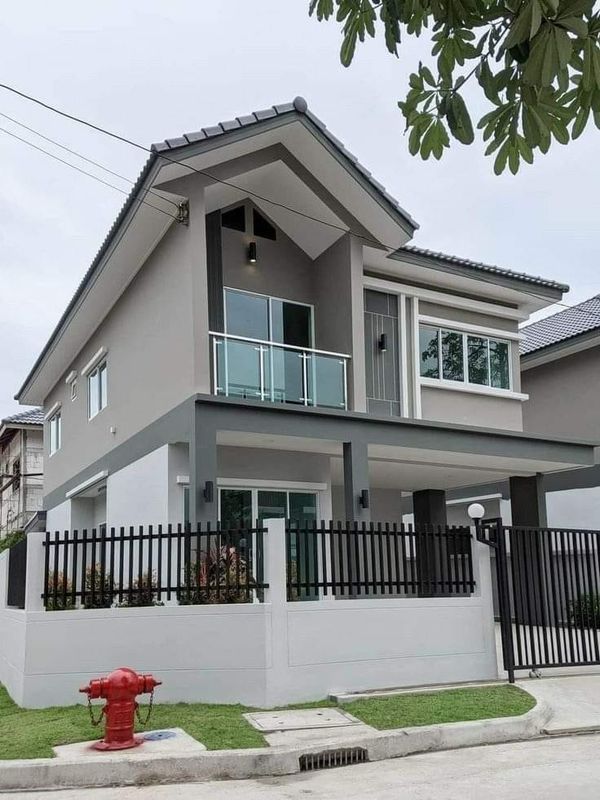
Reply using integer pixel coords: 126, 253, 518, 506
419, 326, 439, 378
467, 336, 489, 385
220, 489, 253, 528
490, 340, 510, 388
225, 289, 269, 340
221, 206, 246, 232
257, 491, 287, 523
272, 300, 311, 347
253, 209, 276, 240
442, 331, 464, 381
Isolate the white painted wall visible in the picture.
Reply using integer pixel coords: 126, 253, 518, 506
46, 499, 71, 533
107, 445, 170, 528
546, 487, 600, 529
0, 520, 498, 708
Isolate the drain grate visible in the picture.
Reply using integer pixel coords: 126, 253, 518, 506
299, 747, 368, 771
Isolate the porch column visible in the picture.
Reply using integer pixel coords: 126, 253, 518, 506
343, 440, 370, 523
189, 403, 218, 526
509, 474, 548, 625
413, 489, 447, 596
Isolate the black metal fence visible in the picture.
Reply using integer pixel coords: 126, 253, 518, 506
285, 521, 475, 600
42, 524, 267, 610
480, 520, 600, 680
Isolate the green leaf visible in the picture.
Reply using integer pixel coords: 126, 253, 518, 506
421, 65, 436, 87
508, 143, 520, 175
494, 139, 511, 174
409, 124, 422, 155
572, 104, 590, 137
447, 92, 475, 144
556, 16, 588, 36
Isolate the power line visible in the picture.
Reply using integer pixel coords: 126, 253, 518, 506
1, 80, 600, 331
0, 109, 181, 211
0, 126, 178, 222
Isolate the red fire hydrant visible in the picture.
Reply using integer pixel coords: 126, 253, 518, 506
79, 667, 162, 751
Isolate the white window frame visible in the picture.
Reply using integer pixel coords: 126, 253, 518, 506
48, 410, 62, 456
88, 361, 108, 420
418, 323, 515, 393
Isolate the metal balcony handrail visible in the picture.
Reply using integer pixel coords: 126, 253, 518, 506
208, 331, 351, 361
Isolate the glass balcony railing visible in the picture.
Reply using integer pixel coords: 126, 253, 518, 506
210, 333, 349, 410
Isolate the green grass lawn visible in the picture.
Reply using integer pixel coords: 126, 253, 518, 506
0, 683, 534, 760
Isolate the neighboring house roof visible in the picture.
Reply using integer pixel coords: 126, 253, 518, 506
1, 408, 44, 426
521, 295, 600, 356
397, 245, 569, 294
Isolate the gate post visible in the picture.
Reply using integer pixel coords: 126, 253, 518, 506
264, 518, 289, 707
24, 532, 45, 612
494, 521, 515, 683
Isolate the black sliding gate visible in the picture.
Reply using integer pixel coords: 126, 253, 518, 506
480, 519, 600, 681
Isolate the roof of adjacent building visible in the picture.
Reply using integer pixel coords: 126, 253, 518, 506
1, 408, 44, 427
521, 295, 600, 356
398, 245, 569, 293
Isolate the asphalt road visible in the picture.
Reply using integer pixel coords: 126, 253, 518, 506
6, 734, 600, 799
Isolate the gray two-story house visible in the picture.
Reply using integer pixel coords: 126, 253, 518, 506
15, 98, 594, 534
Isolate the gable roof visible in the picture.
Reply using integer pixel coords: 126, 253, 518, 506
397, 245, 568, 295
521, 295, 600, 356
151, 97, 419, 234
1, 408, 44, 427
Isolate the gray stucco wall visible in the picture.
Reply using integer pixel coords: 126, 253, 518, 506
421, 386, 523, 430
522, 345, 600, 441
43, 220, 198, 495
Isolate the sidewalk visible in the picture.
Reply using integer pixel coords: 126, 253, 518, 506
517, 675, 600, 734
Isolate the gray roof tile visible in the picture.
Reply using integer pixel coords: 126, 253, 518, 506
397, 245, 568, 293
220, 119, 241, 131
521, 295, 600, 355
2, 408, 44, 426
202, 125, 225, 138
183, 130, 206, 144
237, 114, 258, 126
254, 108, 278, 120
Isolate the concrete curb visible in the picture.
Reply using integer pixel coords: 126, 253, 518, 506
0, 699, 551, 792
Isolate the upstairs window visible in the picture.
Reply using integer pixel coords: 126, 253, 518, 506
88, 362, 108, 419
49, 412, 62, 455
253, 209, 276, 240
221, 206, 246, 232
419, 326, 511, 390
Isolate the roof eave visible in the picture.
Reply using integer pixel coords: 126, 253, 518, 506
391, 248, 567, 299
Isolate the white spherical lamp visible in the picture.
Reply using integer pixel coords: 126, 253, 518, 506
467, 502, 485, 522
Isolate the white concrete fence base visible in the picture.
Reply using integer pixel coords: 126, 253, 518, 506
0, 520, 499, 709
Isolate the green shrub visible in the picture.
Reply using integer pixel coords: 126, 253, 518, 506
0, 530, 25, 555
82, 567, 113, 609
180, 545, 254, 605
571, 593, 600, 629
45, 572, 76, 611
118, 571, 162, 607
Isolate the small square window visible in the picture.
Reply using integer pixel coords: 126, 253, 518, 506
253, 209, 276, 240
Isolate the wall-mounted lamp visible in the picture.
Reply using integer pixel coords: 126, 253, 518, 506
248, 241, 257, 264
378, 333, 388, 353
359, 489, 370, 509
203, 480, 214, 503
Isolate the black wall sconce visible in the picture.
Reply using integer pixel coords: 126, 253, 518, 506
203, 480, 214, 503
378, 333, 388, 353
248, 241, 257, 264
359, 489, 370, 509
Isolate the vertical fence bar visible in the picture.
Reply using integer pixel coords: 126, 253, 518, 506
43, 532, 50, 608
166, 524, 173, 601
118, 527, 125, 604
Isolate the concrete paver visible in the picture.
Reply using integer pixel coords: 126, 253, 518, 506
7, 733, 600, 800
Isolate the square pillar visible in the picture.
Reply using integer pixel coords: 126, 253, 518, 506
509, 474, 548, 626
413, 489, 448, 597
509, 474, 547, 527
189, 404, 218, 526
343, 441, 370, 523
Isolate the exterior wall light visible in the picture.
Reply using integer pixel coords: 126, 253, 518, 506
378, 333, 388, 352
248, 241, 257, 264
203, 480, 214, 503
359, 489, 370, 509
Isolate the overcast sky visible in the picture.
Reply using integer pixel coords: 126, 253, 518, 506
0, 1, 598, 419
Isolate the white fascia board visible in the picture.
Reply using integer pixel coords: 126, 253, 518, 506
44, 402, 62, 421
420, 377, 529, 401
419, 314, 523, 342
82, 347, 107, 377
65, 470, 109, 499
217, 477, 329, 492
447, 493, 503, 506
363, 275, 526, 321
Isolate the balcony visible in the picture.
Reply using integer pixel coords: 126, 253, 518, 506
210, 332, 349, 410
